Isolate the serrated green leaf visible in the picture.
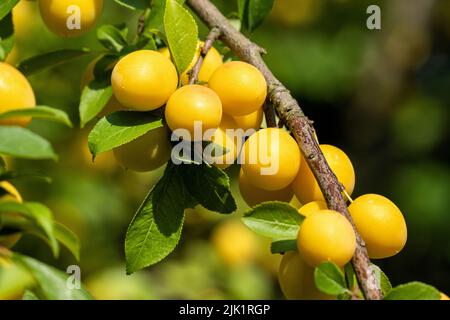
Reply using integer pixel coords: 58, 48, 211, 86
314, 262, 348, 296
164, 0, 198, 74
0, 106, 72, 127
97, 24, 128, 53
384, 281, 440, 300
17, 49, 91, 76
0, 0, 19, 21
242, 202, 303, 240
13, 253, 93, 300
0, 126, 57, 160
125, 164, 193, 274
181, 163, 236, 214
371, 264, 392, 296
0, 13, 14, 61
270, 239, 297, 254
88, 111, 163, 157
55, 223, 80, 261
0, 202, 59, 257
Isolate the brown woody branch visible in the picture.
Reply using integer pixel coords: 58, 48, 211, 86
263, 101, 277, 128
186, 0, 382, 300
189, 27, 222, 84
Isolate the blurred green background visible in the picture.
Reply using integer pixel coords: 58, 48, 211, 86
1, 0, 449, 299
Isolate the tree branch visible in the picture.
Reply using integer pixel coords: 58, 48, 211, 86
186, 0, 382, 300
189, 27, 222, 84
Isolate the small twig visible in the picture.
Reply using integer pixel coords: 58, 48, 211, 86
189, 27, 222, 85
263, 101, 277, 128
136, 8, 150, 37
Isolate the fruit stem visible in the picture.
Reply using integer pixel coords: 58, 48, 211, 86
188, 27, 222, 85
186, 0, 383, 300
263, 101, 277, 128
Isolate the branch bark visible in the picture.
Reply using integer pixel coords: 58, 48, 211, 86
187, 0, 382, 300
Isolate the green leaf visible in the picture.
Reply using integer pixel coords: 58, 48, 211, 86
384, 282, 440, 300
0, 126, 57, 160
239, 0, 274, 32
88, 111, 163, 157
144, 0, 166, 36
242, 202, 303, 240
113, 0, 148, 10
13, 253, 93, 300
0, 13, 14, 61
17, 49, 91, 76
125, 164, 192, 274
344, 263, 357, 290
0, 106, 72, 127
181, 163, 236, 214
55, 223, 80, 261
371, 264, 392, 296
314, 262, 348, 296
0, 0, 19, 21
0, 202, 59, 257
97, 24, 129, 53
164, 0, 198, 74
22, 290, 39, 300
79, 79, 113, 128
270, 239, 297, 254
0, 170, 51, 183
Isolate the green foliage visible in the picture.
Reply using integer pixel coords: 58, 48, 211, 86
13, 254, 93, 300
0, 0, 19, 21
372, 264, 392, 296
0, 13, 14, 61
0, 126, 57, 160
22, 290, 39, 300
97, 24, 129, 53
238, 0, 274, 32
242, 202, 303, 240
113, 0, 149, 10
125, 164, 189, 274
384, 282, 440, 300
17, 49, 91, 76
270, 239, 297, 254
180, 163, 236, 213
88, 111, 163, 158
0, 106, 72, 128
314, 262, 349, 296
164, 0, 198, 74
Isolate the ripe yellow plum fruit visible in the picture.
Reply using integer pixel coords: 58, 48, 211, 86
209, 61, 267, 116
348, 194, 407, 259
211, 219, 258, 266
241, 128, 301, 191
38, 0, 103, 37
206, 115, 238, 169
0, 181, 23, 203
278, 251, 331, 300
0, 62, 35, 127
113, 126, 171, 172
298, 200, 327, 217
165, 84, 222, 140
292, 144, 355, 204
441, 293, 449, 300
111, 50, 178, 111
297, 210, 356, 267
233, 108, 263, 131
239, 169, 293, 207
